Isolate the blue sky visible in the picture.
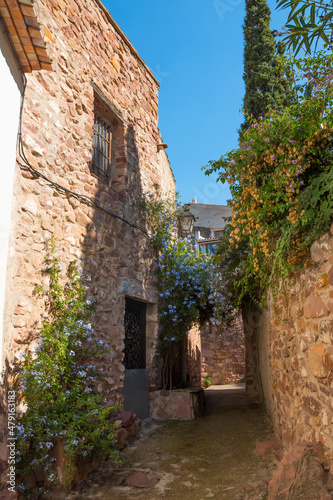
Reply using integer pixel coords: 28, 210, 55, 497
104, 0, 289, 205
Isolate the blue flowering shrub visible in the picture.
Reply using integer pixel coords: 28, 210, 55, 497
16, 238, 119, 494
142, 191, 222, 388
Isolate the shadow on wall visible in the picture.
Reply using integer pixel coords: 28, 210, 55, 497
201, 319, 245, 386
186, 329, 202, 387
80, 121, 158, 407
186, 318, 246, 388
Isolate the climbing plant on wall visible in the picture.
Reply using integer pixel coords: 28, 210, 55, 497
204, 51, 333, 307
142, 191, 216, 389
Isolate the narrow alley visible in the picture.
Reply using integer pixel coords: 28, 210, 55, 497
63, 385, 277, 500
2, 1, 333, 499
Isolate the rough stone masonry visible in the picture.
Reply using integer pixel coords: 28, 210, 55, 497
0, 0, 175, 471
243, 226, 333, 454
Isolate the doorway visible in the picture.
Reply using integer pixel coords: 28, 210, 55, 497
122, 297, 149, 419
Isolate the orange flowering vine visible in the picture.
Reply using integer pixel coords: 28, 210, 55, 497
204, 52, 333, 306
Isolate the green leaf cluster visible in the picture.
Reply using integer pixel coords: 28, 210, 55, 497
277, 0, 333, 55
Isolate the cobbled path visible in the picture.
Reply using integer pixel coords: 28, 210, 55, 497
61, 385, 278, 500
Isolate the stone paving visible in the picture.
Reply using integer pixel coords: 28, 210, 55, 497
63, 384, 279, 500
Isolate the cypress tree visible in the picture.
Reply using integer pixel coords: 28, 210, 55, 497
241, 0, 295, 133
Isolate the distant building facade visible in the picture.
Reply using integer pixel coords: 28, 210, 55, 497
187, 198, 231, 255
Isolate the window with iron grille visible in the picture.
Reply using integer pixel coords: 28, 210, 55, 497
91, 112, 113, 184
90, 87, 126, 191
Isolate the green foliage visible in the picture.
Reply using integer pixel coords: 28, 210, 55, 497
204, 52, 333, 307
203, 376, 211, 388
241, 0, 295, 132
277, 0, 333, 55
142, 191, 214, 388
16, 238, 119, 494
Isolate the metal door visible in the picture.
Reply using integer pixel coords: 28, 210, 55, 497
122, 298, 149, 419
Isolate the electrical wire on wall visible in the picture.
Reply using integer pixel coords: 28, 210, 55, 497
17, 72, 150, 238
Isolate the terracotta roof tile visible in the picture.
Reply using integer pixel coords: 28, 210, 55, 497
0, 0, 54, 72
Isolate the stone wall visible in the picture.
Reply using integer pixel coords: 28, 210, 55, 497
185, 318, 245, 387
243, 227, 333, 453
201, 318, 245, 386
1, 0, 176, 485
2, 0, 175, 397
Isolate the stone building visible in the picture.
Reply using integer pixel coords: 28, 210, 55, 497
0, 0, 55, 383
188, 197, 231, 242
0, 0, 175, 436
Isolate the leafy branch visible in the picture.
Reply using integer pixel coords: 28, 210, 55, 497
277, 0, 333, 54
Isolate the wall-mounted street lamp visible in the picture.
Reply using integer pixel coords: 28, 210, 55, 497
179, 206, 195, 236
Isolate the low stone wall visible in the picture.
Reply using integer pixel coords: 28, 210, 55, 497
243, 227, 333, 453
149, 388, 205, 421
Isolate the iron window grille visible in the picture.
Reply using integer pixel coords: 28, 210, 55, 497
91, 113, 113, 184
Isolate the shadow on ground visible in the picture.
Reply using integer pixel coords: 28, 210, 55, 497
66, 385, 278, 500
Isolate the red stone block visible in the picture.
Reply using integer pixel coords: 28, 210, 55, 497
308, 344, 328, 378
174, 395, 191, 420
323, 346, 333, 371
302, 395, 321, 416
256, 440, 282, 457
268, 444, 331, 500
127, 420, 141, 442
120, 410, 134, 427
114, 428, 128, 450
124, 471, 158, 488
305, 295, 329, 319
0, 490, 18, 499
